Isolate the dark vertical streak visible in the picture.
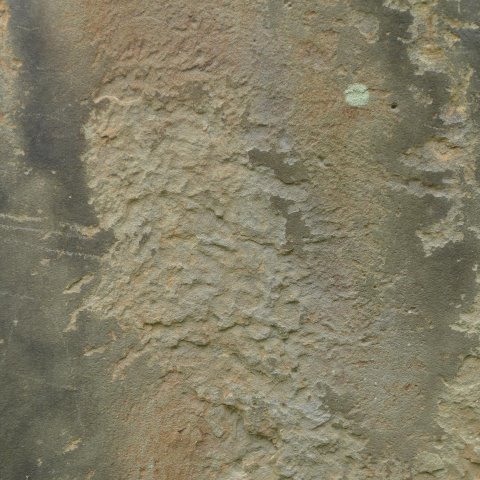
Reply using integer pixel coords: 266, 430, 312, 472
9, 0, 96, 226
340, 0, 480, 460
0, 2, 115, 479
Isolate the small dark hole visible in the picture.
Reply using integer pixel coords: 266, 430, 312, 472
391, 102, 398, 110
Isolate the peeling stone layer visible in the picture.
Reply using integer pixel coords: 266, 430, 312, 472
2, 1, 480, 479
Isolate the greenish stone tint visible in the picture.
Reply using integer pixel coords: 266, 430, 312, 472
344, 83, 370, 106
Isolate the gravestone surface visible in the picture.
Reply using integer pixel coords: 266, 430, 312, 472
1, 1, 480, 479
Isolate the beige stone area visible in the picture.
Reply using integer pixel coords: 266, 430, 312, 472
19, 0, 479, 478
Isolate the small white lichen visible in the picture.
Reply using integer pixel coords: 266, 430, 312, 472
344, 84, 369, 107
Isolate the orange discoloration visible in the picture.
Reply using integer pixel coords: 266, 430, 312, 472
118, 376, 220, 480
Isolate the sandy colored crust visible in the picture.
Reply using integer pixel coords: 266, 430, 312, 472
1, 1, 480, 479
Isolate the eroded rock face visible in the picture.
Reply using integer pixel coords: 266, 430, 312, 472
1, 1, 480, 478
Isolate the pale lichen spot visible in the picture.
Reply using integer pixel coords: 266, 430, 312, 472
344, 83, 369, 107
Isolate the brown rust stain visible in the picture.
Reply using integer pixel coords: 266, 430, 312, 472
118, 376, 220, 480
83, 0, 239, 88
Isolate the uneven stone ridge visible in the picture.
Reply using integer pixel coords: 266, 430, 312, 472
1, 1, 480, 479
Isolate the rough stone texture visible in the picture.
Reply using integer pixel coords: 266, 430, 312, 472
2, 1, 480, 479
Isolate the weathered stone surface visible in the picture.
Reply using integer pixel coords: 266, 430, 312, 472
1, 0, 480, 478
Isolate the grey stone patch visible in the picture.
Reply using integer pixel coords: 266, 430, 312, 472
248, 148, 309, 185
271, 195, 311, 251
